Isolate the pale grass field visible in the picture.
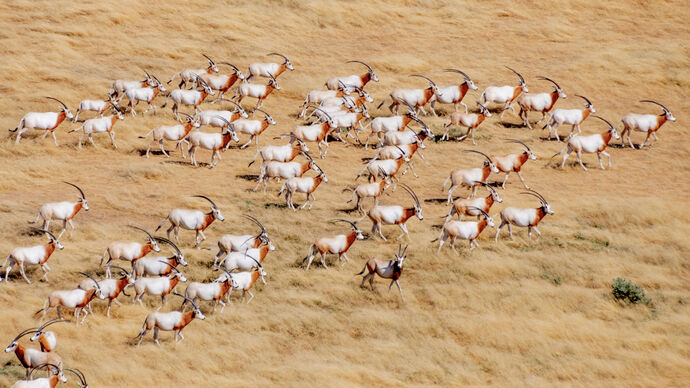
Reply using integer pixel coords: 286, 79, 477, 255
0, 0, 689, 386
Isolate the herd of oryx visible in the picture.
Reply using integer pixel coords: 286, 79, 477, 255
2, 51, 676, 386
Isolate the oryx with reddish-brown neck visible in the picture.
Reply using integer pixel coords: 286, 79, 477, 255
132, 262, 187, 308
278, 166, 329, 211
246, 52, 293, 82
101, 226, 160, 278
218, 244, 274, 272
73, 94, 120, 122
445, 181, 502, 222
139, 113, 200, 159
517, 76, 566, 129
136, 292, 205, 346
30, 182, 88, 239
232, 108, 276, 149
356, 244, 407, 300
182, 269, 238, 313
289, 108, 338, 158
434, 207, 495, 252
187, 116, 240, 168
254, 152, 319, 193
491, 139, 537, 189
235, 74, 280, 110
68, 106, 125, 149
2, 229, 63, 284
378, 74, 442, 115
480, 66, 528, 118
346, 172, 392, 213
197, 100, 249, 127
247, 135, 310, 167
554, 115, 620, 171
5, 328, 64, 379
441, 102, 492, 144
124, 73, 167, 117
132, 238, 187, 279
161, 76, 215, 121
358, 184, 422, 241
495, 190, 554, 242
442, 150, 499, 202
110, 73, 153, 101
199, 62, 245, 102
325, 60, 378, 90
156, 195, 224, 248
619, 100, 676, 149
11, 97, 74, 146
429, 69, 478, 115
303, 219, 364, 270
78, 265, 133, 318
545, 95, 595, 141
167, 53, 219, 89
29, 319, 67, 353
214, 215, 272, 267
35, 272, 105, 325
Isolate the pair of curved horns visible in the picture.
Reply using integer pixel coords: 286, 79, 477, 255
64, 181, 86, 199
576, 94, 592, 106
193, 195, 218, 209
464, 149, 494, 164
332, 219, 358, 230
466, 206, 491, 219
640, 99, 670, 112
505, 66, 525, 83
536, 76, 561, 89
154, 237, 181, 256
202, 53, 215, 66
219, 62, 239, 72
347, 60, 374, 73
591, 115, 614, 129
444, 68, 472, 82
268, 52, 289, 62
32, 227, 59, 242
396, 244, 408, 258
173, 292, 199, 310
521, 189, 548, 205
45, 96, 69, 110
159, 260, 181, 274
65, 367, 87, 386
400, 183, 420, 208
79, 272, 100, 290
30, 363, 62, 379
129, 225, 154, 241
506, 138, 532, 153
244, 215, 267, 234
410, 74, 436, 87
473, 180, 497, 194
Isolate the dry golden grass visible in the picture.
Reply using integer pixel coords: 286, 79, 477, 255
0, 0, 689, 386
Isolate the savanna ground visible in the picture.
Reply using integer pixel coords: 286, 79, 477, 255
0, 0, 689, 386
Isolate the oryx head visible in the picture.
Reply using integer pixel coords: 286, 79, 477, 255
537, 76, 566, 99
507, 138, 535, 160
465, 150, 498, 173
34, 228, 63, 250
522, 189, 553, 215
477, 101, 492, 118
244, 215, 273, 250
255, 108, 276, 125
174, 292, 205, 320
130, 225, 160, 252
156, 237, 187, 266
195, 75, 215, 96
79, 272, 106, 299
411, 74, 440, 95
269, 52, 293, 70
216, 116, 240, 144
475, 181, 502, 203
267, 73, 280, 89
577, 95, 595, 113
194, 195, 224, 221
401, 183, 422, 220
592, 115, 619, 140
160, 261, 186, 282
45, 96, 74, 120
181, 112, 201, 128
221, 62, 245, 80
333, 219, 363, 240
31, 363, 67, 383
641, 99, 675, 122
506, 66, 527, 92
394, 244, 407, 269
203, 53, 219, 73
29, 318, 68, 343
445, 68, 478, 90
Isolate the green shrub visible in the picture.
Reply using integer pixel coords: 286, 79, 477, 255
612, 277, 650, 304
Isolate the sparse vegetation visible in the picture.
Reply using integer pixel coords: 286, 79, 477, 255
612, 277, 650, 305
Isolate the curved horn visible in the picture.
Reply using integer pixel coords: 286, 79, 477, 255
109, 265, 130, 277
30, 363, 61, 379
194, 74, 211, 89
536, 76, 561, 89
219, 62, 239, 72
192, 195, 218, 209
313, 107, 333, 122
399, 183, 420, 207
591, 115, 614, 129
32, 227, 59, 242
466, 206, 491, 219
394, 145, 407, 158
12, 327, 41, 342
45, 96, 68, 110
254, 108, 271, 119
65, 368, 87, 386
244, 249, 263, 269
506, 138, 532, 152
332, 218, 359, 230
640, 99, 670, 112
505, 66, 525, 83
464, 149, 494, 164
180, 112, 194, 121
152, 74, 162, 85
243, 215, 267, 234
347, 60, 374, 73
473, 180, 496, 193
410, 74, 436, 87
63, 181, 86, 198
268, 52, 288, 61
443, 68, 472, 81
576, 94, 592, 106
37, 318, 69, 332
173, 292, 198, 309
154, 237, 182, 257
78, 272, 100, 290
401, 244, 408, 257
214, 115, 233, 132
159, 260, 180, 274
521, 190, 547, 204
202, 53, 215, 65
129, 225, 154, 241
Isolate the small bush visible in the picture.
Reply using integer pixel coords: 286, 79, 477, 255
612, 277, 650, 305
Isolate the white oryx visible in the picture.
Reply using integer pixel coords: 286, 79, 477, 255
358, 184, 422, 241
545, 95, 595, 141
247, 135, 310, 166
232, 108, 276, 148
254, 154, 319, 193
136, 293, 205, 345
132, 262, 186, 307
124, 74, 167, 116
289, 109, 338, 158
491, 139, 537, 189
78, 265, 133, 318
480, 66, 528, 118
110, 73, 153, 101
73, 95, 119, 122
346, 175, 392, 213
218, 245, 274, 272
554, 115, 620, 171
278, 167, 329, 211
235, 74, 280, 110
182, 269, 237, 313
299, 81, 352, 117
246, 52, 293, 81
219, 264, 267, 304
213, 215, 272, 266
1, 228, 63, 284
198, 62, 245, 102
167, 54, 219, 89
442, 150, 499, 202
161, 76, 214, 121
11, 97, 74, 146
68, 106, 125, 149
101, 226, 160, 278
31, 182, 89, 239
441, 102, 492, 144
378, 74, 442, 115
35, 272, 105, 325
429, 69, 478, 115
434, 207, 495, 252
516, 76, 566, 129
445, 182, 502, 221
132, 238, 187, 279
356, 244, 407, 300
156, 195, 224, 247
139, 113, 200, 159
187, 117, 240, 168
302, 219, 364, 269
197, 100, 249, 127
5, 328, 65, 380
619, 100, 676, 149
325, 60, 378, 90
495, 190, 554, 242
